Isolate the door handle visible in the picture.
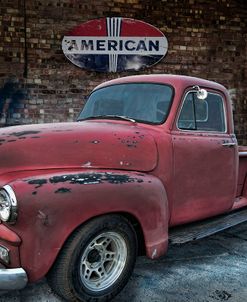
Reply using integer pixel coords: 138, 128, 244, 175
222, 142, 236, 147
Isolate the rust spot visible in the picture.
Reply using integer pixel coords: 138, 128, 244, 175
10, 130, 40, 137
52, 129, 72, 132
82, 161, 92, 167
121, 139, 138, 148
55, 188, 71, 194
28, 179, 47, 188
91, 140, 100, 144
37, 210, 49, 226
49, 172, 144, 185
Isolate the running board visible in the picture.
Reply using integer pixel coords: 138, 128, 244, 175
169, 207, 247, 245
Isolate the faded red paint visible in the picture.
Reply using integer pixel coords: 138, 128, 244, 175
0, 74, 246, 284
0, 122, 157, 174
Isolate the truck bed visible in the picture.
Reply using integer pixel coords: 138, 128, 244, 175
238, 146, 247, 198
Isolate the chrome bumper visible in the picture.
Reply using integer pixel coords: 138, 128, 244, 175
0, 268, 28, 290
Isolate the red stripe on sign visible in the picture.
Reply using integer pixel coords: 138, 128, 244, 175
120, 19, 163, 37
68, 18, 107, 36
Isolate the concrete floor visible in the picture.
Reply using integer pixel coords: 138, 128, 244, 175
1, 222, 247, 302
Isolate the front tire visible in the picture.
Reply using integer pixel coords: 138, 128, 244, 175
47, 215, 137, 302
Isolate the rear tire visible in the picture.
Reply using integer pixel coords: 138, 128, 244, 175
47, 215, 137, 302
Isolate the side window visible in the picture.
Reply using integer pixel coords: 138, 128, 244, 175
178, 91, 226, 132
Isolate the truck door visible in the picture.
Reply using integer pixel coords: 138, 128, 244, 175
171, 89, 238, 226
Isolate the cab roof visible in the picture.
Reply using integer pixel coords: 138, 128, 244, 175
94, 74, 227, 95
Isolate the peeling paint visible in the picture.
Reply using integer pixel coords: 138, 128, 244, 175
121, 138, 138, 148
82, 161, 92, 167
10, 130, 41, 137
49, 172, 144, 185
55, 188, 71, 194
91, 140, 100, 144
152, 248, 157, 259
28, 179, 48, 188
37, 210, 49, 226
52, 129, 73, 132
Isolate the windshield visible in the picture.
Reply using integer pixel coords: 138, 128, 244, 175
78, 83, 173, 124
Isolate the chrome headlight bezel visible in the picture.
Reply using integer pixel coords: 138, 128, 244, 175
0, 185, 18, 224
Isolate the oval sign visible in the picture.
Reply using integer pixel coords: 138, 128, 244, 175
62, 18, 168, 72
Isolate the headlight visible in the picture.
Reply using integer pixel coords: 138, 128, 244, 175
0, 185, 18, 223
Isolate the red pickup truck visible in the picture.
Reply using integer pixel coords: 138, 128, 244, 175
0, 74, 246, 302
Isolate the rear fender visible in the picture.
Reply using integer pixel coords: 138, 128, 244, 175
8, 170, 169, 282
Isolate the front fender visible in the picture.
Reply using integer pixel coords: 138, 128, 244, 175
7, 169, 169, 282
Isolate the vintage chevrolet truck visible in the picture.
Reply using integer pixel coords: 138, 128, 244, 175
0, 74, 246, 302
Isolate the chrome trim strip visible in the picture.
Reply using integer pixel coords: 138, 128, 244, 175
239, 151, 247, 158
3, 185, 17, 207
222, 142, 236, 147
0, 268, 28, 290
0, 245, 10, 264
2, 185, 18, 223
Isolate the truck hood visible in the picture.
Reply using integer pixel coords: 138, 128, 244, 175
0, 121, 158, 175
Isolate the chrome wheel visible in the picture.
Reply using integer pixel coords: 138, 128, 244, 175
80, 231, 127, 292
47, 215, 137, 302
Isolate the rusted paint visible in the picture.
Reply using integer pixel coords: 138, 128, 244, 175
52, 129, 73, 132
0, 74, 244, 285
49, 172, 144, 185
121, 138, 138, 148
10, 130, 40, 137
82, 161, 92, 167
37, 210, 49, 226
28, 179, 47, 188
90, 140, 100, 144
55, 188, 71, 194
0, 122, 157, 174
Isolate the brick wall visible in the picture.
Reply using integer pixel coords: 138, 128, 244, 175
0, 0, 246, 144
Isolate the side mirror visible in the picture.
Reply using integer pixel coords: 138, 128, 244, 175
193, 85, 208, 100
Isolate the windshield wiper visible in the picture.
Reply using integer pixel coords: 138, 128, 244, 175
78, 115, 136, 123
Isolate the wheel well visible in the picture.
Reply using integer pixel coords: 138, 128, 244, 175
116, 212, 146, 256
70, 212, 146, 256
49, 212, 146, 276
76, 212, 146, 256
47, 212, 146, 281
79, 212, 146, 256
